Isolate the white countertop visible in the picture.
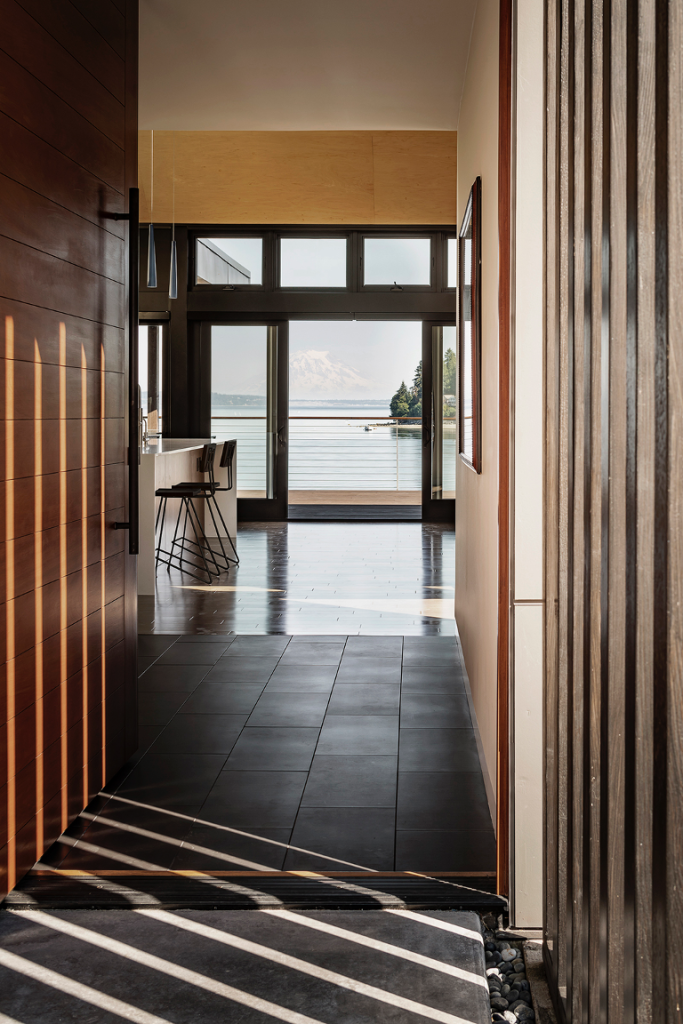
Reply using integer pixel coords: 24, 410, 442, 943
141, 437, 212, 456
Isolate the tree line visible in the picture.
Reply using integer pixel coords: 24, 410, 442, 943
389, 349, 456, 418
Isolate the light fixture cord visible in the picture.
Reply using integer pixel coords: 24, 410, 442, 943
172, 131, 175, 242
150, 129, 154, 220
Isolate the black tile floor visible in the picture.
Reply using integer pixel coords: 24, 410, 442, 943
139, 521, 456, 636
42, 634, 495, 873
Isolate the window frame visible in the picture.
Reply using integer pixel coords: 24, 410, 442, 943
360, 232, 436, 292
187, 226, 456, 296
191, 231, 270, 291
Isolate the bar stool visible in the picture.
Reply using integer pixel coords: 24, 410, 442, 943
170, 439, 239, 571
155, 444, 223, 583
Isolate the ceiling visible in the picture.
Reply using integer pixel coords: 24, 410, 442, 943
139, 0, 478, 131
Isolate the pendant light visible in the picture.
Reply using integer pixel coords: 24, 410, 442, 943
169, 131, 178, 300
146, 130, 157, 287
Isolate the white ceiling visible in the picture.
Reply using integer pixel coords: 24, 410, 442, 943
139, 0, 477, 131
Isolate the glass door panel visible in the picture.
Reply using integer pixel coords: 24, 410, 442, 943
431, 326, 457, 500
211, 325, 277, 498
209, 323, 288, 520
138, 323, 164, 435
287, 321, 422, 507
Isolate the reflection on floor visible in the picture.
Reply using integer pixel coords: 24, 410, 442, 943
0, 907, 491, 1024
41, 635, 495, 874
139, 522, 456, 635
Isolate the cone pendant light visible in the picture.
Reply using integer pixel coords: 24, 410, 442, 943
147, 130, 157, 287
169, 237, 178, 299
169, 132, 177, 300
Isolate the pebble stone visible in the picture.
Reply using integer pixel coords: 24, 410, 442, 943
483, 929, 535, 1024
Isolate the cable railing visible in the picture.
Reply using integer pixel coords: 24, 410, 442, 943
211, 415, 456, 493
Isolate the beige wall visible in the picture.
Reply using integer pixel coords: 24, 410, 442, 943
138, 131, 457, 224
454, 0, 500, 815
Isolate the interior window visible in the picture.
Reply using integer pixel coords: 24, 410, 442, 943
363, 237, 431, 285
196, 237, 263, 285
280, 238, 347, 288
447, 237, 458, 287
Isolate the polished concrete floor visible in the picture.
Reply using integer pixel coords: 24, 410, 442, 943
42, 634, 495, 874
139, 522, 456, 636
0, 908, 490, 1024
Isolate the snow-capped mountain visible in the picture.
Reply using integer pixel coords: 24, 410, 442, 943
289, 349, 375, 397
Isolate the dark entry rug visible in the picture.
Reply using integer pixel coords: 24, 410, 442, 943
4, 872, 507, 914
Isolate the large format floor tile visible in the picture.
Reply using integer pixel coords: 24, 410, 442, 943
397, 772, 493, 830
246, 691, 330, 727
399, 693, 472, 728
150, 714, 248, 754
301, 755, 398, 807
335, 659, 402, 684
138, 665, 210, 692
115, 754, 227, 815
398, 728, 482, 772
224, 727, 320, 770
170, 825, 292, 870
180, 682, 265, 715
200, 771, 308, 828
264, 665, 338, 690
326, 683, 400, 715
44, 622, 496, 876
395, 829, 496, 871
316, 715, 399, 755
285, 807, 396, 870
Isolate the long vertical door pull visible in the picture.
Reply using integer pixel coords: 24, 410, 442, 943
114, 187, 140, 553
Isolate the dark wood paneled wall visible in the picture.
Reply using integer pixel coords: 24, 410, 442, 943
544, 0, 682, 1020
0, 0, 138, 897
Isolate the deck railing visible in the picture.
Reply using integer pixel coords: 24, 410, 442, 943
211, 415, 456, 493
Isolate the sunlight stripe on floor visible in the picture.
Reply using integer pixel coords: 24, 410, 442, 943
261, 909, 485, 987
0, 1012, 28, 1024
139, 908, 481, 1024
104, 794, 378, 871
0, 949, 170, 1024
11, 912, 326, 1024
78, 811, 272, 871
385, 910, 484, 944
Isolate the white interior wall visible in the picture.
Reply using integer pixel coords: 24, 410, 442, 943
510, 0, 544, 928
455, 0, 545, 926
454, 0, 501, 823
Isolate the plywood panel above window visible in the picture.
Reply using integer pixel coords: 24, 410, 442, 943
138, 130, 456, 225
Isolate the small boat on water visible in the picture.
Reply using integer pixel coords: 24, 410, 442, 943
364, 424, 376, 431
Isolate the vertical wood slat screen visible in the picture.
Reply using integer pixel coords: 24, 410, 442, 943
544, 0, 682, 1020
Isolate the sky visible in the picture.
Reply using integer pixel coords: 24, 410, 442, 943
211, 321, 423, 400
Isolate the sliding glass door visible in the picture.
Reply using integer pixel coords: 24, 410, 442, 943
198, 318, 454, 522
201, 321, 288, 520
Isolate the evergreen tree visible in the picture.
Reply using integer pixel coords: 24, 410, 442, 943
443, 347, 457, 394
409, 360, 422, 416
443, 347, 457, 418
390, 380, 411, 418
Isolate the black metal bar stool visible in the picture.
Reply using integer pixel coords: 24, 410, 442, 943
171, 439, 239, 571
155, 444, 223, 583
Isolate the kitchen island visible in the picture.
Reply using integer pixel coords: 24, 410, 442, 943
139, 438, 237, 596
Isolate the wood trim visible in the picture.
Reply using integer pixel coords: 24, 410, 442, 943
496, 0, 513, 898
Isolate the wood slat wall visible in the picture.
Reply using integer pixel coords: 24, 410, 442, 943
0, 0, 138, 897
544, 0, 682, 1019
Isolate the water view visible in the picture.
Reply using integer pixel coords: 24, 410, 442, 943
211, 322, 457, 500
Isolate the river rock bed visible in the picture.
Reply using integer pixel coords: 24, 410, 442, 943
483, 930, 535, 1023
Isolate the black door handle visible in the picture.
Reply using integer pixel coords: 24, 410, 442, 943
114, 188, 140, 554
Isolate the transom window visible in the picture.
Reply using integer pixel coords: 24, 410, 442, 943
191, 229, 456, 292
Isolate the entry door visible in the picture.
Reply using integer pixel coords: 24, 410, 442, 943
199, 321, 289, 520
421, 322, 457, 522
